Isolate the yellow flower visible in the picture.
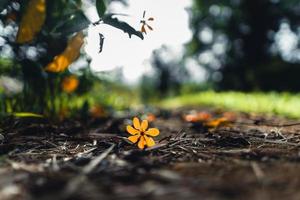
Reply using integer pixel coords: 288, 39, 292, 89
126, 117, 160, 149
61, 75, 79, 93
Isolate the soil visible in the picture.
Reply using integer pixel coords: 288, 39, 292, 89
1, 107, 300, 200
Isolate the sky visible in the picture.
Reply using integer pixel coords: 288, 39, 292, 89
83, 0, 193, 83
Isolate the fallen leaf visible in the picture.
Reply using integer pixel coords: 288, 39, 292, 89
184, 111, 212, 123
204, 117, 231, 128
45, 32, 84, 73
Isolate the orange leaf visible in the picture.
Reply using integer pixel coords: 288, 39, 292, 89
16, 0, 46, 43
197, 112, 212, 121
45, 32, 84, 73
184, 114, 199, 123
184, 111, 212, 123
204, 117, 230, 128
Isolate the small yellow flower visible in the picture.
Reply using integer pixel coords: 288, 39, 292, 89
126, 117, 160, 149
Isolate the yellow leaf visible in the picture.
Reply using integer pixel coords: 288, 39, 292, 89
13, 112, 43, 118
45, 32, 84, 73
16, 0, 46, 44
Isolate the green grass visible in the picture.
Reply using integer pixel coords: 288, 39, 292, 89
160, 91, 300, 118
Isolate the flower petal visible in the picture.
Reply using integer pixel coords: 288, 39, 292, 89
138, 136, 146, 149
141, 120, 148, 132
126, 125, 140, 135
144, 135, 155, 147
145, 128, 160, 136
128, 135, 140, 143
133, 117, 140, 130
141, 25, 147, 34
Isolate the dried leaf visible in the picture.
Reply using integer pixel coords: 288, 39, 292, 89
184, 112, 212, 123
45, 32, 84, 73
204, 117, 231, 128
16, 0, 46, 44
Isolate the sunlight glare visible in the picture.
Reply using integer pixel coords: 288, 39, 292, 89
84, 0, 192, 84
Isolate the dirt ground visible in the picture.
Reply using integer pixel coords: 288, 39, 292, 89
1, 107, 300, 200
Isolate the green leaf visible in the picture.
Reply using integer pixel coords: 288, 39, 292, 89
13, 112, 44, 118
53, 11, 90, 36
96, 0, 106, 18
102, 14, 144, 40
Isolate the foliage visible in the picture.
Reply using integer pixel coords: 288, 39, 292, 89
46, 32, 84, 73
188, 0, 300, 91
96, 0, 106, 18
102, 14, 144, 39
0, 0, 143, 118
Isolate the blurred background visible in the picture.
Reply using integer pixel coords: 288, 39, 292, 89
1, 0, 300, 118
